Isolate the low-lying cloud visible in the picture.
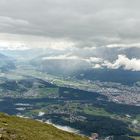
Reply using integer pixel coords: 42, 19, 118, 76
106, 43, 140, 49
41, 54, 140, 71
103, 55, 140, 71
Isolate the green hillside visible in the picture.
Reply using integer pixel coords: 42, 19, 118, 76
0, 113, 88, 140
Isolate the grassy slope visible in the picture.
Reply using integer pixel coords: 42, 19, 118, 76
0, 113, 88, 140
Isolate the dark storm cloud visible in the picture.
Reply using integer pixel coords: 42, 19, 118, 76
0, 0, 140, 45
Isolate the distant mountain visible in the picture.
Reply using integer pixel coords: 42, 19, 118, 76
0, 53, 9, 59
0, 53, 15, 72
1, 48, 44, 60
0, 113, 88, 140
30, 55, 140, 85
31, 57, 91, 76
73, 68, 140, 85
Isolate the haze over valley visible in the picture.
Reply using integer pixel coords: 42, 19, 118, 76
0, 0, 140, 140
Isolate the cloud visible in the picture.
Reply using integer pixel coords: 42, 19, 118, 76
45, 120, 80, 134
42, 55, 80, 60
106, 43, 140, 48
0, 46, 29, 51
0, 16, 30, 26
42, 54, 140, 71
38, 112, 45, 117
103, 55, 140, 71
42, 55, 103, 64
0, 0, 140, 72
0, 33, 75, 51
0, 16, 33, 34
88, 57, 103, 63
92, 64, 102, 69
0, 0, 140, 46
0, 41, 30, 51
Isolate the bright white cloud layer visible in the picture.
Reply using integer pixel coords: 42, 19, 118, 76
106, 43, 140, 48
103, 55, 140, 71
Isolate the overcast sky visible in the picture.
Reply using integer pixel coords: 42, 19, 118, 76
0, 0, 140, 45
0, 0, 140, 71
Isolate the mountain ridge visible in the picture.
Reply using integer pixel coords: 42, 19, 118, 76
0, 113, 88, 140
